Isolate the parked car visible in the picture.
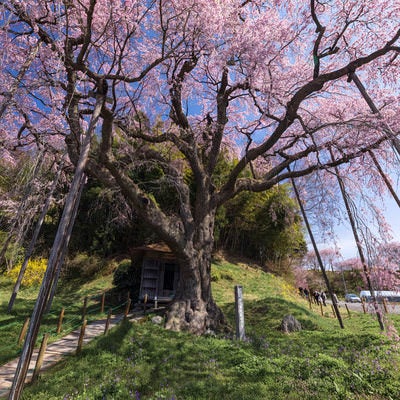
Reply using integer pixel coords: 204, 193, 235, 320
345, 293, 362, 303
359, 290, 400, 303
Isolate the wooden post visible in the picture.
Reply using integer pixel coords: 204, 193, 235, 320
45, 172, 87, 314
308, 296, 312, 310
100, 292, 105, 313
361, 299, 366, 314
350, 72, 400, 156
329, 148, 384, 331
7, 159, 65, 314
369, 151, 400, 208
320, 302, 324, 316
383, 298, 388, 314
345, 304, 351, 318
56, 308, 65, 334
124, 298, 132, 319
104, 309, 112, 335
81, 296, 88, 322
8, 92, 105, 400
32, 333, 49, 381
18, 318, 30, 346
234, 285, 246, 340
76, 319, 87, 354
154, 296, 158, 310
289, 168, 344, 329
331, 304, 336, 318
143, 294, 148, 315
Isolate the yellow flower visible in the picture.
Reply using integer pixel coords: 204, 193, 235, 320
8, 258, 48, 287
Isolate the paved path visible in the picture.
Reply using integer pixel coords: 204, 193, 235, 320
328, 300, 400, 314
0, 313, 139, 399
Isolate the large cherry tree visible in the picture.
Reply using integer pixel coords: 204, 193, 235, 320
1, 0, 400, 334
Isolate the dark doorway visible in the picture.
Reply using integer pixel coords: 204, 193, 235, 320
163, 263, 176, 290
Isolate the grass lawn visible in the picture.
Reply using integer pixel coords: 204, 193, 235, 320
2, 261, 400, 399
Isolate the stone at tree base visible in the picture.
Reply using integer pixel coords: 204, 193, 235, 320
151, 315, 164, 325
280, 314, 302, 333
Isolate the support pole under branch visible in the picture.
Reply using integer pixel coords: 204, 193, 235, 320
328, 148, 384, 331
8, 91, 106, 400
288, 167, 344, 329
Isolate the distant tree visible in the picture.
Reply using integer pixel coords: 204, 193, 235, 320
336, 258, 362, 272
300, 248, 343, 294
369, 242, 400, 291
218, 184, 306, 269
303, 248, 339, 272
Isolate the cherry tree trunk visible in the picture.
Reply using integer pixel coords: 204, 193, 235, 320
165, 245, 226, 335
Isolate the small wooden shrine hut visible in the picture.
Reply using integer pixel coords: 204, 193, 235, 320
131, 243, 179, 302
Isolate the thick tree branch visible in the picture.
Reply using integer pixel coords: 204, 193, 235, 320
219, 38, 400, 201
216, 129, 388, 205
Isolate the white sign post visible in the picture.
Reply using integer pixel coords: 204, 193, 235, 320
235, 285, 245, 340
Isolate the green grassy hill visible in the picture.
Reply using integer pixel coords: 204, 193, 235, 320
2, 260, 400, 399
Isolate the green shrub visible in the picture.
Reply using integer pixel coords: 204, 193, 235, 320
112, 259, 133, 289
63, 253, 106, 281
211, 269, 221, 282
112, 258, 141, 301
211, 268, 233, 282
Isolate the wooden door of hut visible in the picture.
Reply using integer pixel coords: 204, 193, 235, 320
137, 244, 179, 302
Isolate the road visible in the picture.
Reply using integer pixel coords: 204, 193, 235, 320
332, 300, 400, 314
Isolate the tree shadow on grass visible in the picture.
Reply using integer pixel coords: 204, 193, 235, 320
21, 309, 398, 400
82, 317, 133, 355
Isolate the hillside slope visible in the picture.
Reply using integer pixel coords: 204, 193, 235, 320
9, 261, 400, 399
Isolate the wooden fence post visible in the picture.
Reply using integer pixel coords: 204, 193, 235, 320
124, 298, 132, 319
76, 319, 87, 354
143, 294, 148, 315
57, 308, 65, 334
383, 298, 388, 314
104, 309, 112, 335
32, 333, 49, 381
361, 299, 366, 314
345, 304, 351, 318
320, 302, 324, 316
81, 296, 88, 322
18, 318, 30, 346
100, 292, 105, 313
